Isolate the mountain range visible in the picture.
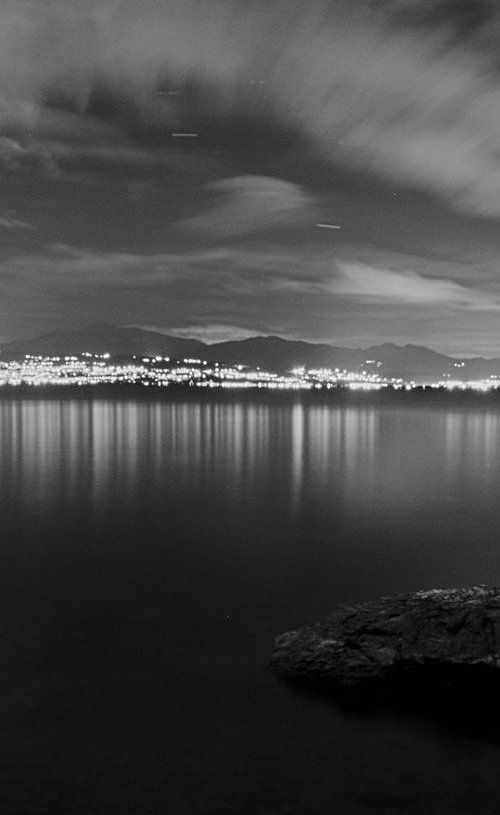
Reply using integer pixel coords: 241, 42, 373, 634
2, 322, 500, 383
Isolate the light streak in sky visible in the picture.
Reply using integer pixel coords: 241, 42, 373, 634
315, 223, 341, 229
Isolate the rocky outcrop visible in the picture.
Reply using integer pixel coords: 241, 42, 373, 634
271, 587, 500, 689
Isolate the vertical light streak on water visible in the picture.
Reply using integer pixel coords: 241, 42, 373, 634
123, 406, 140, 498
442, 411, 500, 496
90, 402, 110, 504
337, 408, 377, 509
444, 412, 460, 476
246, 404, 270, 479
306, 406, 330, 475
189, 403, 203, 477
231, 404, 245, 494
290, 402, 305, 507
482, 413, 497, 471
65, 402, 85, 501
210, 402, 246, 496
146, 403, 164, 479
3, 396, 500, 572
170, 401, 201, 473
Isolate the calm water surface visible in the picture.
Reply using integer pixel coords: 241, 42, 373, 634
2, 393, 500, 814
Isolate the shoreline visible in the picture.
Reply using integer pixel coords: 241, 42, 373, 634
1, 382, 500, 408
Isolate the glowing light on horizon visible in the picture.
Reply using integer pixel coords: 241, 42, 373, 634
1, 354, 498, 394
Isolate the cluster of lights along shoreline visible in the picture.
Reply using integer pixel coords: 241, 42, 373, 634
1, 352, 500, 392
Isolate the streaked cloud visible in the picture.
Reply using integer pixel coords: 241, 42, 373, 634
0, 136, 58, 175
0, 134, 212, 181
179, 176, 315, 238
149, 323, 266, 344
0, 215, 34, 231
4, 238, 500, 355
331, 260, 500, 311
0, 241, 324, 339
1, 2, 500, 215
5, 2, 500, 355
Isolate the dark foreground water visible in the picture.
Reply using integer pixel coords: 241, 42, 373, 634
2, 391, 500, 814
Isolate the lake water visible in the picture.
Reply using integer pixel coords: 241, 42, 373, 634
2, 391, 500, 814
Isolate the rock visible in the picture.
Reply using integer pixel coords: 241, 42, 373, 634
271, 586, 500, 689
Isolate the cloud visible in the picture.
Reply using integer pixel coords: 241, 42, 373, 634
4, 238, 500, 355
45, 138, 214, 178
179, 176, 315, 237
0, 215, 34, 231
0, 136, 58, 175
0, 241, 325, 339
146, 323, 266, 344
27, 240, 497, 317
0, 132, 212, 182
2, 244, 273, 296
3, 2, 500, 215
331, 260, 500, 310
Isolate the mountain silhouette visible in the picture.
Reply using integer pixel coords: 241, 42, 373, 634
3, 323, 499, 382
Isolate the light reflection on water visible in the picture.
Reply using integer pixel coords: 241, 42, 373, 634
4, 398, 500, 519
2, 396, 500, 813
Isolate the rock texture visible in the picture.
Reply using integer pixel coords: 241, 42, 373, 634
271, 587, 500, 688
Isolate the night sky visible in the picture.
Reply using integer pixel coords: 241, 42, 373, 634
3, 0, 500, 355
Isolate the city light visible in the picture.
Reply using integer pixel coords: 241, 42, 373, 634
1, 353, 500, 393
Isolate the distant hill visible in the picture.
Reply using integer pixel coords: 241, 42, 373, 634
3, 322, 500, 382
2, 322, 208, 361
